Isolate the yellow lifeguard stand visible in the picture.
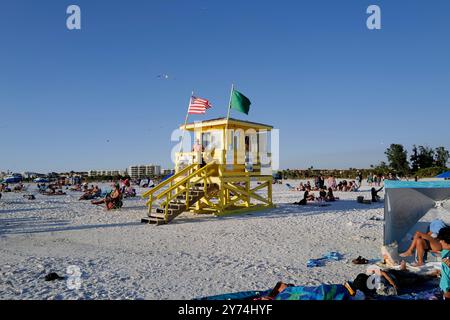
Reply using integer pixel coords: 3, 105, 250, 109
141, 117, 274, 225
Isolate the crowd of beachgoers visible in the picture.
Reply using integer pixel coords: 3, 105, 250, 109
0, 174, 449, 300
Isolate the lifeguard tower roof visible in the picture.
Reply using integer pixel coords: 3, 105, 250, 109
181, 117, 273, 131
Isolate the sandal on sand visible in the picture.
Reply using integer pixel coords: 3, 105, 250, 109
352, 256, 369, 265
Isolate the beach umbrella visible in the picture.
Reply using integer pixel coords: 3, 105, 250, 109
436, 171, 450, 179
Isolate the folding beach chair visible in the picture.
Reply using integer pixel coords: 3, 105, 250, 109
286, 183, 296, 191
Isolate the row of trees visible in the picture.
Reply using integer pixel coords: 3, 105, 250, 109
278, 168, 378, 180
382, 144, 449, 177
277, 144, 449, 180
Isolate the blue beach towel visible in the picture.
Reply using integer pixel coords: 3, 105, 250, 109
307, 252, 343, 268
275, 284, 350, 300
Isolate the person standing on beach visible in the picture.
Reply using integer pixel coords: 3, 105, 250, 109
356, 172, 363, 188
318, 176, 325, 189
367, 173, 374, 186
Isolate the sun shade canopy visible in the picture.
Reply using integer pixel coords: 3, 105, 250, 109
384, 180, 450, 247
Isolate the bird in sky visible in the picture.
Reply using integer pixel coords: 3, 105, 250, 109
157, 74, 171, 80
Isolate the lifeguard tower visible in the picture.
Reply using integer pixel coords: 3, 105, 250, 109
141, 117, 275, 225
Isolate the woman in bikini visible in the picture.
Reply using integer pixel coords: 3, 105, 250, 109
91, 183, 122, 210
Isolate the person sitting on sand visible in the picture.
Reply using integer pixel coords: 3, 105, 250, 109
318, 187, 327, 202
42, 183, 66, 195
70, 184, 82, 191
13, 183, 25, 192
305, 181, 312, 192
352, 260, 439, 297
91, 183, 123, 210
79, 185, 101, 200
296, 182, 305, 191
399, 219, 447, 266
121, 180, 136, 198
1, 183, 11, 192
371, 186, 384, 202
294, 191, 315, 205
326, 187, 336, 202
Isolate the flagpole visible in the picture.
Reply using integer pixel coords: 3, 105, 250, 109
224, 84, 234, 154
179, 90, 194, 153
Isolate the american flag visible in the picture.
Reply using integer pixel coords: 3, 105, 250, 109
188, 96, 212, 114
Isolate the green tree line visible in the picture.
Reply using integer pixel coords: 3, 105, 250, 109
277, 144, 449, 179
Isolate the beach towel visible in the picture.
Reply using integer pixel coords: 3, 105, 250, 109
307, 252, 343, 268
275, 284, 350, 300
194, 290, 272, 301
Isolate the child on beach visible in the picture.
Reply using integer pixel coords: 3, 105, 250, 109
437, 227, 450, 300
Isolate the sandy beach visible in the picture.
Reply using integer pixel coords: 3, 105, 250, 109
0, 181, 384, 300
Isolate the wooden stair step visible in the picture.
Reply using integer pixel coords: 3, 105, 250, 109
141, 217, 166, 225
169, 203, 186, 210
150, 213, 173, 219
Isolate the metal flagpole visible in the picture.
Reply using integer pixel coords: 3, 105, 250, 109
179, 91, 194, 153
224, 84, 234, 154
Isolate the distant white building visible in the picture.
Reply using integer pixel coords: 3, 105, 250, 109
88, 169, 126, 177
128, 164, 161, 179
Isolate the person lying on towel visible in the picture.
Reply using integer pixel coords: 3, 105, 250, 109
352, 261, 439, 297
256, 281, 366, 300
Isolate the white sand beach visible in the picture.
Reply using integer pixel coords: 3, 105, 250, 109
0, 181, 384, 300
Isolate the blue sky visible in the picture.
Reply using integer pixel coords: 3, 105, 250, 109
1, 0, 449, 172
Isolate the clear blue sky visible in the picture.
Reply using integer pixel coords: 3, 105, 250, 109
1, 0, 449, 172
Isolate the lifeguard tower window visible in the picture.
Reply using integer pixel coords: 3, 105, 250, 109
202, 132, 211, 150
245, 136, 250, 153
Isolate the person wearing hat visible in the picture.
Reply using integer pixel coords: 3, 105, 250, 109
400, 219, 447, 266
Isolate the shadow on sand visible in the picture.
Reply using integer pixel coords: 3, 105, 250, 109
167, 199, 385, 225
0, 215, 143, 236
0, 207, 63, 214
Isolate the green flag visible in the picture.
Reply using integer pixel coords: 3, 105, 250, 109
230, 90, 251, 115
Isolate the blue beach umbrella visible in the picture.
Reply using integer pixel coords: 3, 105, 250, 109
436, 171, 450, 179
